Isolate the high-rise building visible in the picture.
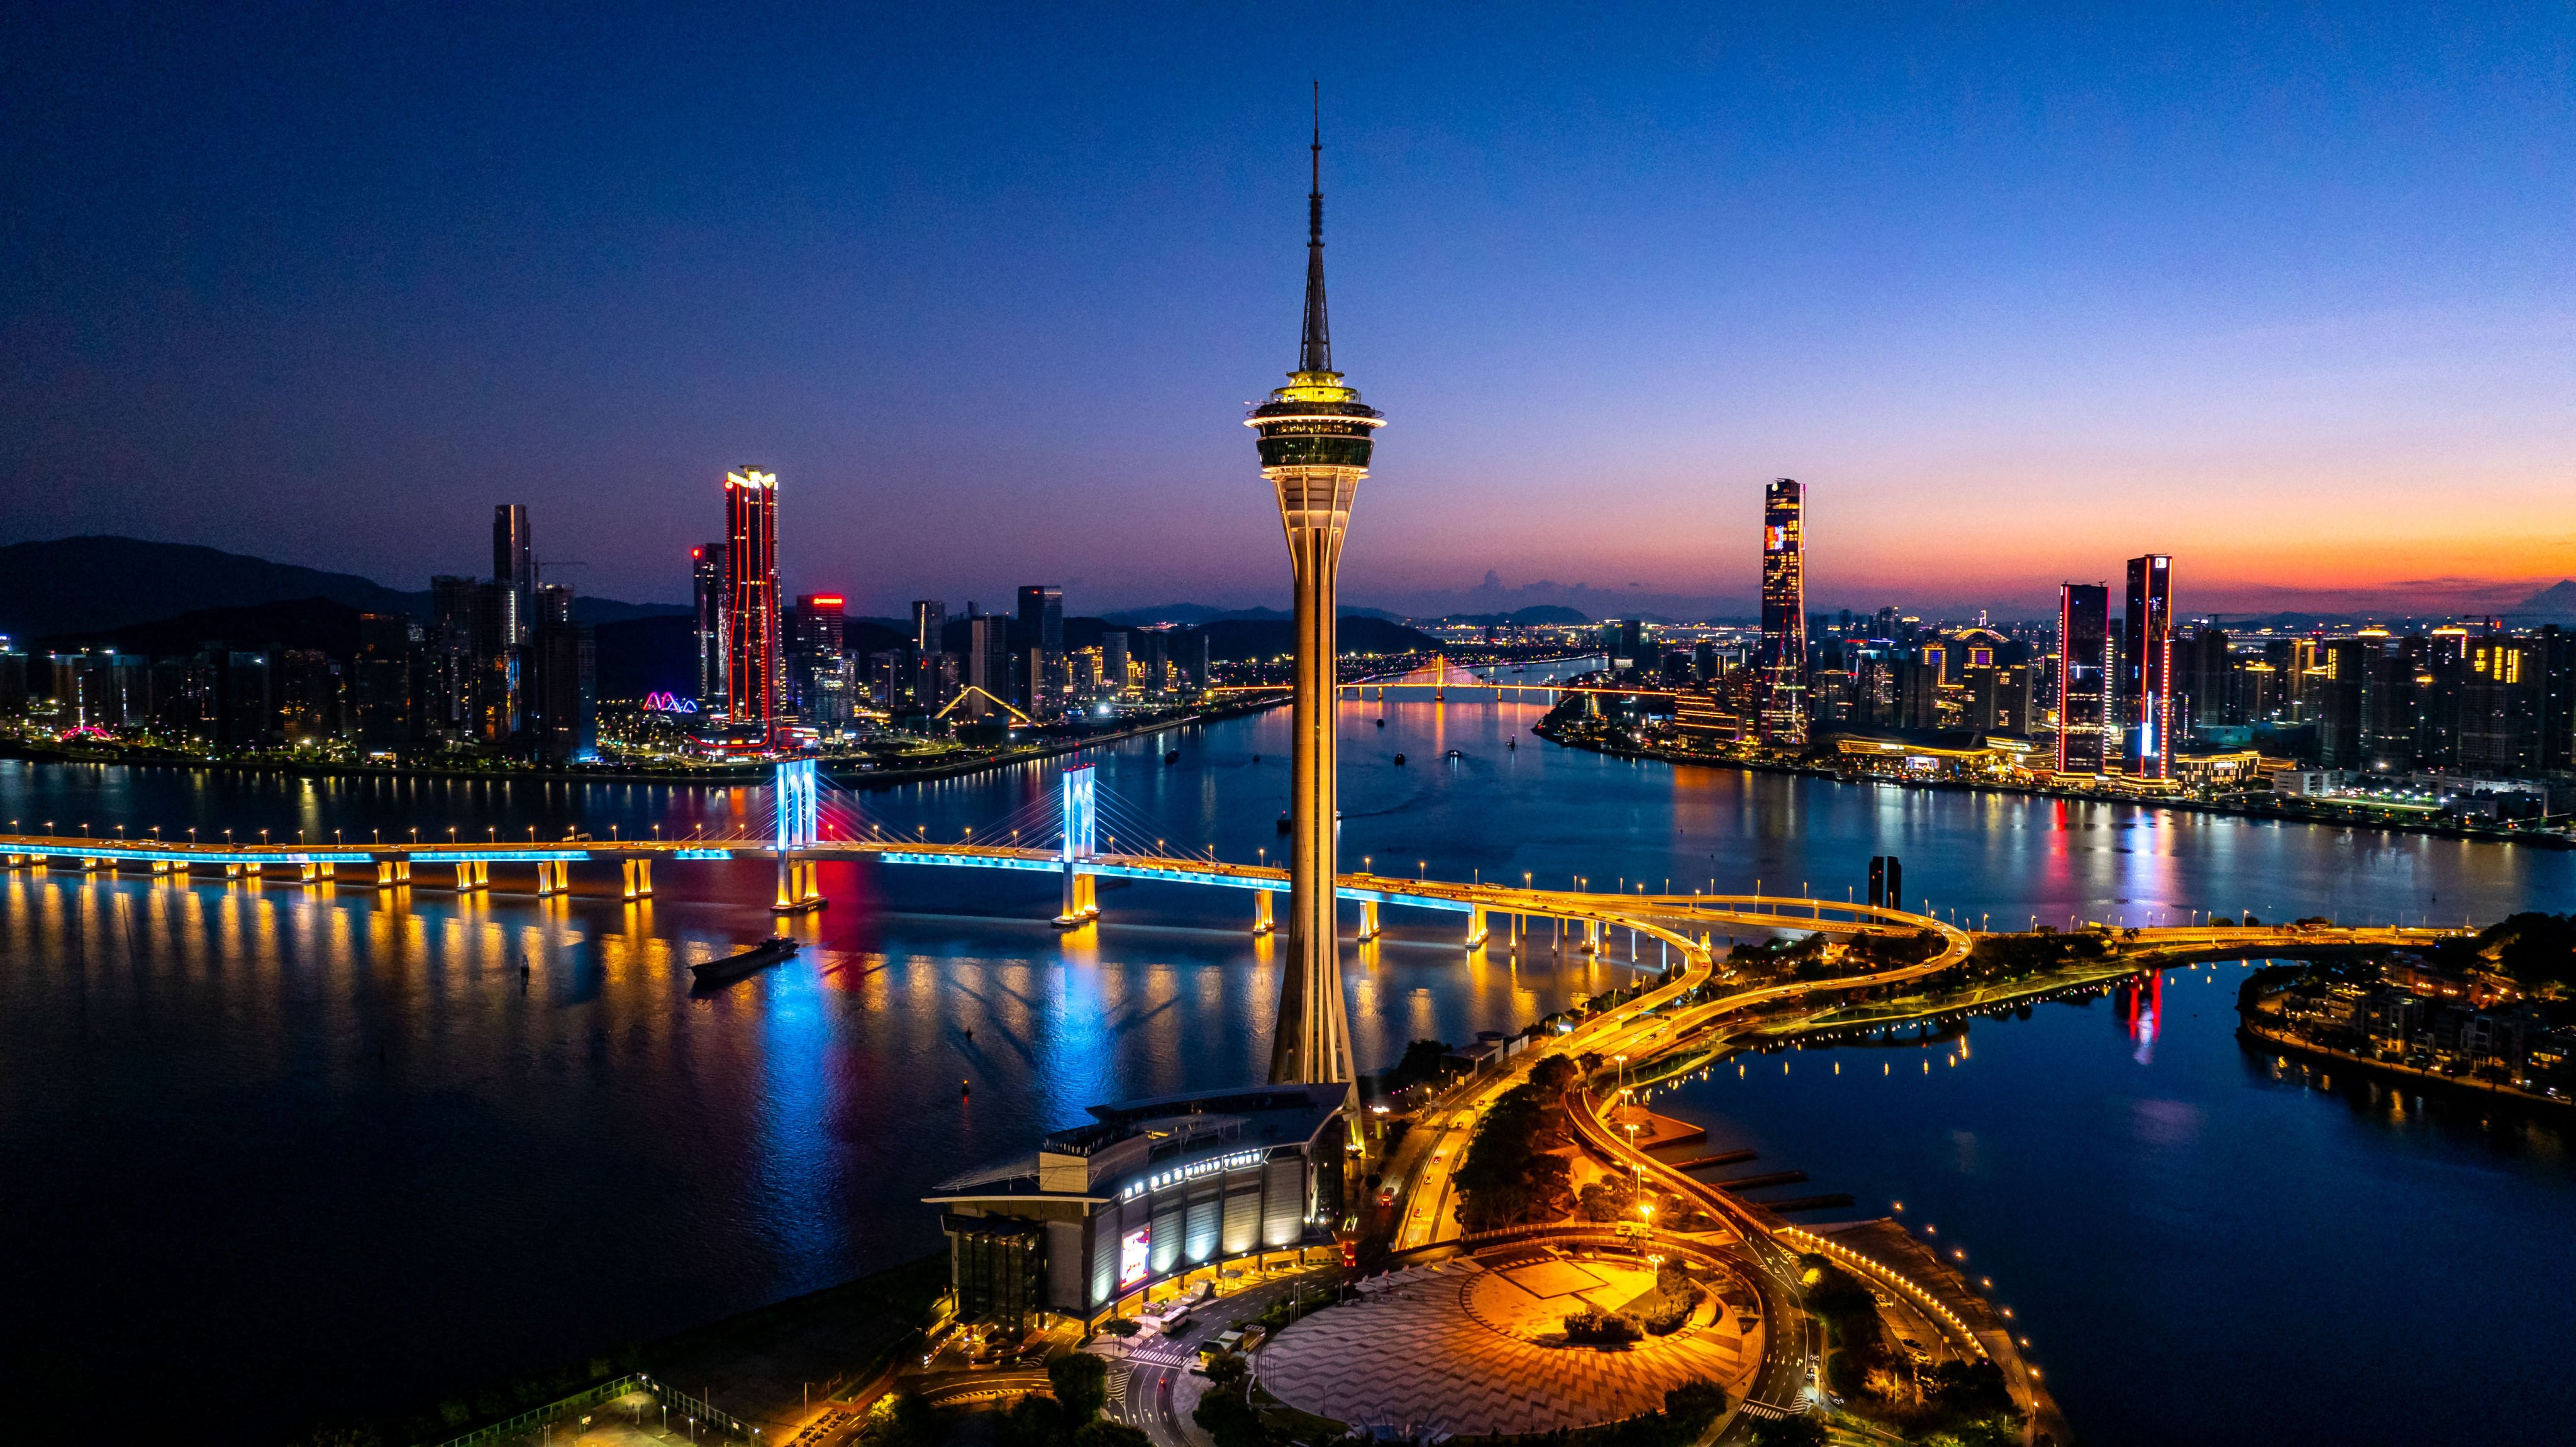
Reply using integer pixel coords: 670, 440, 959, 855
1248, 106, 1384, 1091
1100, 631, 1130, 696
2057, 584, 2110, 774
492, 504, 534, 643
2459, 634, 2537, 772
965, 609, 1011, 719
1016, 586, 1062, 711
724, 467, 780, 740
693, 543, 728, 706
1758, 478, 1807, 746
2121, 555, 2174, 777
791, 594, 850, 726
912, 601, 948, 656
1968, 664, 2031, 737
525, 583, 594, 763
2318, 638, 2371, 768
1016, 585, 1063, 654
353, 613, 419, 748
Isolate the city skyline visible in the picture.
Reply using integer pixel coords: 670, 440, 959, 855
3, 6, 2570, 614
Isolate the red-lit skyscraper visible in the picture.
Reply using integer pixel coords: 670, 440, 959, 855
724, 468, 779, 740
2057, 582, 2110, 774
2121, 554, 2173, 778
1757, 478, 1807, 746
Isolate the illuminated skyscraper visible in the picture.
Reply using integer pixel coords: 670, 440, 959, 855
2121, 554, 2173, 777
1758, 479, 1807, 745
692, 542, 728, 705
724, 467, 780, 740
1247, 103, 1384, 1090
2057, 582, 2110, 774
492, 504, 533, 647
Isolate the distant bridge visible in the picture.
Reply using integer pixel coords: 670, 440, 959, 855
0, 758, 1963, 955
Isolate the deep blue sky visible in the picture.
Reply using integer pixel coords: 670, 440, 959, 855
3, 3, 2568, 617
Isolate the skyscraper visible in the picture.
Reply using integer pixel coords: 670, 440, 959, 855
492, 504, 534, 648
1248, 103, 1384, 1091
692, 543, 728, 705
965, 609, 1010, 719
1018, 585, 1063, 711
724, 468, 780, 741
791, 594, 850, 726
2057, 583, 2110, 774
2121, 555, 2173, 777
1016, 585, 1063, 654
912, 600, 948, 655
1758, 479, 1807, 746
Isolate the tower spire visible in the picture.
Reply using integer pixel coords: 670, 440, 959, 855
1300, 81, 1332, 375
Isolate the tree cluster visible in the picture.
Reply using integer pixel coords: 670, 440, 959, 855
994, 1355, 1146, 1447
1450, 1056, 1580, 1232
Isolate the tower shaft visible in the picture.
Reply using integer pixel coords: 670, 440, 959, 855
1267, 464, 1362, 1086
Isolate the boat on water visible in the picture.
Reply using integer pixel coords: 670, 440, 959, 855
691, 936, 799, 985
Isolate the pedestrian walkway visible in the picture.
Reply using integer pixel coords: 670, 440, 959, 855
1254, 1251, 1759, 1435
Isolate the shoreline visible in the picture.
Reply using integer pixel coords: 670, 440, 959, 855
0, 697, 1289, 790
2236, 1014, 2572, 1114
1530, 720, 2573, 850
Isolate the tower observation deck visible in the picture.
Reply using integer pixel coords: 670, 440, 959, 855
1249, 98, 1385, 1090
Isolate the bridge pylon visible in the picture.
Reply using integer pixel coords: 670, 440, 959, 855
770, 758, 826, 914
1053, 763, 1099, 927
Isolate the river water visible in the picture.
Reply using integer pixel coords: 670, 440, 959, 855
1, 668, 2568, 1444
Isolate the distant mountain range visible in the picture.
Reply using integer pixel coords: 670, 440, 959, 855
0, 536, 687, 643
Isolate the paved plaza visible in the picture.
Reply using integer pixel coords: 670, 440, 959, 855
1254, 1250, 1762, 1436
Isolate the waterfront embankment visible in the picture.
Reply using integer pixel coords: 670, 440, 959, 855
1530, 718, 2575, 850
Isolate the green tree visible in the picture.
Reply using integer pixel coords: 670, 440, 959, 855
1072, 1421, 1152, 1447
1746, 1414, 1828, 1447
860, 1392, 939, 1447
996, 1393, 1069, 1447
1191, 1378, 1272, 1447
1048, 1351, 1110, 1423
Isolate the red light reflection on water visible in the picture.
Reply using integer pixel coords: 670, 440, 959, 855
2115, 970, 2163, 1064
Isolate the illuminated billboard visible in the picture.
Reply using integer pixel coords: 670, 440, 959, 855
1119, 1226, 1152, 1289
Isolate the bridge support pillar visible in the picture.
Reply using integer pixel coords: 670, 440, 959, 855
299, 861, 323, 884
224, 862, 243, 879
456, 860, 487, 892
374, 860, 399, 889
1358, 901, 1381, 941
1053, 865, 1097, 927
393, 858, 411, 885
1465, 904, 1487, 950
1253, 889, 1275, 935
79, 856, 105, 874
772, 856, 824, 914
620, 858, 651, 899
1582, 918, 1601, 954
536, 860, 569, 896
243, 860, 262, 881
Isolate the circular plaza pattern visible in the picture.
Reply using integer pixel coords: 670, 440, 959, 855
1254, 1244, 1765, 1436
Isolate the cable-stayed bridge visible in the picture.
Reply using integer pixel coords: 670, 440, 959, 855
0, 759, 1972, 958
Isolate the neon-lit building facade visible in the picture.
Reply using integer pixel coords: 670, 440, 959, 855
2057, 582, 2111, 774
723, 468, 779, 739
1758, 478, 1807, 746
2121, 554, 2173, 777
925, 1084, 1346, 1331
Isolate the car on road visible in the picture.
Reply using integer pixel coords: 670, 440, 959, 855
1377, 1185, 1396, 1207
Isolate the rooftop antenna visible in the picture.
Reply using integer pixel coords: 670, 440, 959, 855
1300, 80, 1332, 374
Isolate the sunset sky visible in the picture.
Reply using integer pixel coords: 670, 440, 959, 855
3, 3, 2569, 618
